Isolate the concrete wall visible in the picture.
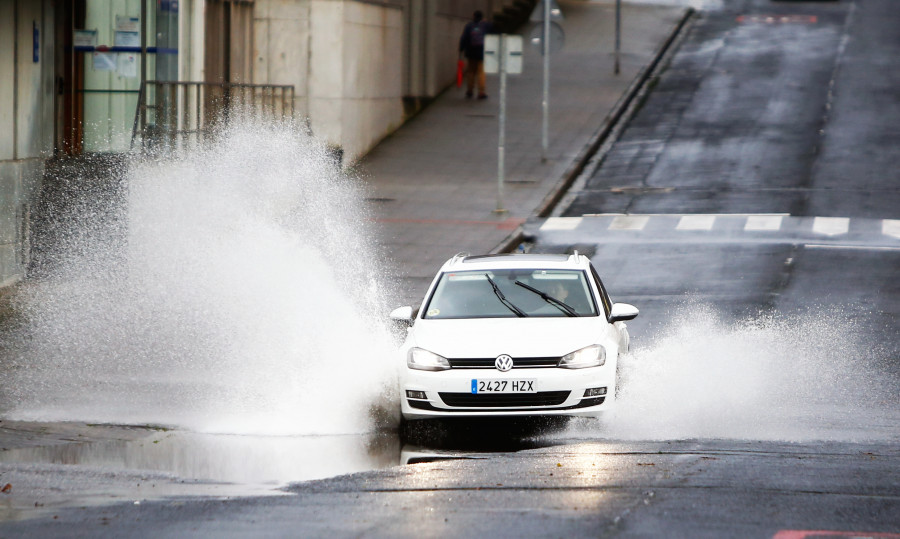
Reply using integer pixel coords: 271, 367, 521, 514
309, 0, 405, 162
0, 0, 56, 287
253, 0, 509, 164
253, 0, 311, 120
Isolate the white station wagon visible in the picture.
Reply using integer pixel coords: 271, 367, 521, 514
390, 252, 638, 421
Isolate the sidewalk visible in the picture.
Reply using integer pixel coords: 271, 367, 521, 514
358, 1, 691, 306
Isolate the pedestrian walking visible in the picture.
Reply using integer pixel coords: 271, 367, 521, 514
459, 10, 492, 99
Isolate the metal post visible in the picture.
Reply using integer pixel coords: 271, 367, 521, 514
496, 35, 508, 213
615, 0, 621, 75
140, 0, 148, 142
69, 0, 77, 153
541, 0, 550, 162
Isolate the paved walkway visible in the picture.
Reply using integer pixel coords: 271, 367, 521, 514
357, 1, 690, 306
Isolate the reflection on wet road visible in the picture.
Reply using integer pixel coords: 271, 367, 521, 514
0, 429, 400, 486
0, 418, 579, 519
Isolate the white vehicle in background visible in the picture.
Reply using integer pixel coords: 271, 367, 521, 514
390, 252, 638, 421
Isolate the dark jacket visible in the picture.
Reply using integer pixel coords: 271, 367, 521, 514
459, 20, 492, 61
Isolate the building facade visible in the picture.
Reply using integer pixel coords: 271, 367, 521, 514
0, 0, 522, 287
0, 0, 56, 286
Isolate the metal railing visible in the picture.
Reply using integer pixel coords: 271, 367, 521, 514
131, 81, 296, 150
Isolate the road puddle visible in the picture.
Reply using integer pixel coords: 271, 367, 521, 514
0, 429, 401, 486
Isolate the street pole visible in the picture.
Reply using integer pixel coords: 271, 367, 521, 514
541, 0, 550, 162
615, 0, 621, 75
496, 35, 508, 213
140, 0, 148, 133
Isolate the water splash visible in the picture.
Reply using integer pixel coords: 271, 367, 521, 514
2, 121, 399, 435
598, 303, 897, 442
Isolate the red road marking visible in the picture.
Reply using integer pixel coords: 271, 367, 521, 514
737, 14, 818, 24
375, 217, 525, 230
773, 531, 900, 539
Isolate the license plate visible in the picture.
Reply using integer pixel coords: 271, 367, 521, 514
471, 379, 536, 394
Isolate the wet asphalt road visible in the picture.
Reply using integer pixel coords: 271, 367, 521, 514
549, 0, 900, 367
0, 436, 897, 538
561, 0, 900, 219
1, 0, 899, 537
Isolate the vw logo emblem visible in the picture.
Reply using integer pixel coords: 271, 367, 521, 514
495, 355, 514, 372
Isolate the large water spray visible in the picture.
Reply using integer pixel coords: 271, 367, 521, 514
601, 303, 898, 442
2, 122, 399, 435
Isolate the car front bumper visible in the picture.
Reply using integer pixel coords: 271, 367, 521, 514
400, 365, 615, 420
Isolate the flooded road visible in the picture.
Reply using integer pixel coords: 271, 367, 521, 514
0, 428, 399, 486
0, 418, 581, 522
1, 0, 899, 534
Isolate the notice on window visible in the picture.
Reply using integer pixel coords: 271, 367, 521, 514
74, 29, 97, 48
92, 52, 116, 71
114, 31, 140, 48
117, 54, 137, 78
115, 15, 140, 32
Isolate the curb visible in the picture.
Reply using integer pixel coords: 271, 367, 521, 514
490, 6, 696, 255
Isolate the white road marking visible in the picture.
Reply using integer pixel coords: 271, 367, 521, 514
744, 215, 783, 231
552, 214, 896, 247
609, 215, 649, 230
805, 244, 900, 252
883, 219, 900, 239
676, 215, 716, 230
812, 217, 849, 236
541, 217, 582, 231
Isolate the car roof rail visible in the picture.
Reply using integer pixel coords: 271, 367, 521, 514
449, 252, 470, 265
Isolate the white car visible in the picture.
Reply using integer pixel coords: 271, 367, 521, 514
390, 252, 638, 421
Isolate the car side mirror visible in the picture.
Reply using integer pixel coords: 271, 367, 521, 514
609, 303, 639, 322
390, 306, 414, 324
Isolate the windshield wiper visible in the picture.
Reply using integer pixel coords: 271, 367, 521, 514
485, 274, 528, 317
514, 281, 578, 317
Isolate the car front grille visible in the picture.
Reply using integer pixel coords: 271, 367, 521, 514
438, 391, 570, 408
447, 357, 559, 369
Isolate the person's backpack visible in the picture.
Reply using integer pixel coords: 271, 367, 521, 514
469, 22, 487, 47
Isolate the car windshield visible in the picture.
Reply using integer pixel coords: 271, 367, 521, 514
423, 269, 598, 319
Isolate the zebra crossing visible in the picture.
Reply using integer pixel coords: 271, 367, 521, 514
533, 214, 900, 248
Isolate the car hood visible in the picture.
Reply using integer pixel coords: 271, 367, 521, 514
410, 317, 606, 358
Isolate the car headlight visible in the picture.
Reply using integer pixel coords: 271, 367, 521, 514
407, 347, 451, 371
558, 345, 606, 369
